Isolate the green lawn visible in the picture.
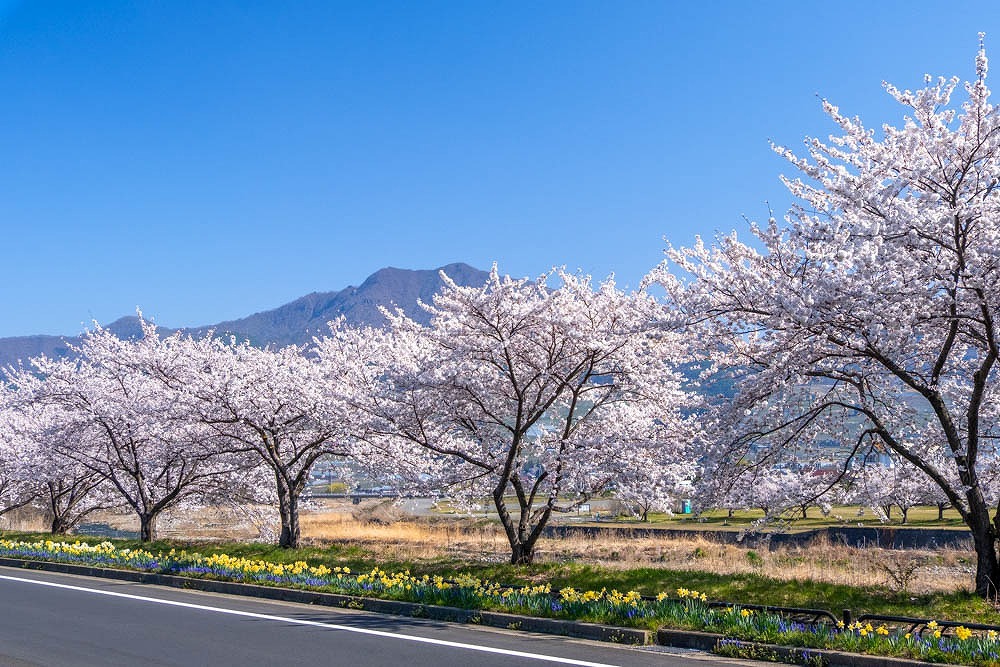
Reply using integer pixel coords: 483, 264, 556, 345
436, 501, 969, 530
590, 505, 969, 531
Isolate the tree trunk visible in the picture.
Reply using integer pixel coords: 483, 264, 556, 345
139, 512, 156, 542
492, 486, 548, 565
937, 502, 948, 521
900, 506, 909, 525
277, 481, 300, 549
509, 507, 550, 565
801, 506, 808, 519
50, 514, 72, 534
971, 523, 1000, 598
962, 494, 1000, 599
47, 485, 72, 534
510, 541, 534, 565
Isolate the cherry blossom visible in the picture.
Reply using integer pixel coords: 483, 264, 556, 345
647, 38, 1000, 596
348, 266, 700, 564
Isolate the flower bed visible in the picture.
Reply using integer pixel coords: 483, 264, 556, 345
2, 539, 998, 666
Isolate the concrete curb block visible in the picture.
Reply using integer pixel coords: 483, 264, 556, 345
657, 629, 938, 667
0, 557, 649, 645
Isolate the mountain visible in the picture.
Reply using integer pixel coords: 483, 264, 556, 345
0, 263, 490, 368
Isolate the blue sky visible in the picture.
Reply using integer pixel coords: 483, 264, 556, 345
1, 1, 997, 337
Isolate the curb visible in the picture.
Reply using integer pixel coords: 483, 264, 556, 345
0, 557, 649, 645
657, 629, 939, 667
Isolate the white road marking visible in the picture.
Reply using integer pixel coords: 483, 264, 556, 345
0, 572, 620, 667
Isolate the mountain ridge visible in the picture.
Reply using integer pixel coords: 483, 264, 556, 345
0, 262, 490, 368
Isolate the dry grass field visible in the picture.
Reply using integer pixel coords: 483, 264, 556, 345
298, 505, 974, 595
1, 498, 977, 596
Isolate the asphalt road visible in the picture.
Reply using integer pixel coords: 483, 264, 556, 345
0, 566, 749, 667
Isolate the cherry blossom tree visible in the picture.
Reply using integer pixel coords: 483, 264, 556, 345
0, 392, 40, 522
647, 38, 1000, 596
168, 335, 356, 549
888, 468, 932, 525
358, 267, 699, 564
784, 465, 840, 520
0, 446, 38, 522
3, 399, 120, 533
11, 322, 235, 541
849, 460, 937, 524
601, 405, 699, 522
702, 465, 831, 518
712, 472, 752, 520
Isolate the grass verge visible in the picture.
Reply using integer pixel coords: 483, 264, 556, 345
1, 529, 995, 624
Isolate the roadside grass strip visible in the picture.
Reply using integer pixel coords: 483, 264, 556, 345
3, 538, 1000, 666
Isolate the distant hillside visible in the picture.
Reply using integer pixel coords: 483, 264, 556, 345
0, 263, 490, 368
